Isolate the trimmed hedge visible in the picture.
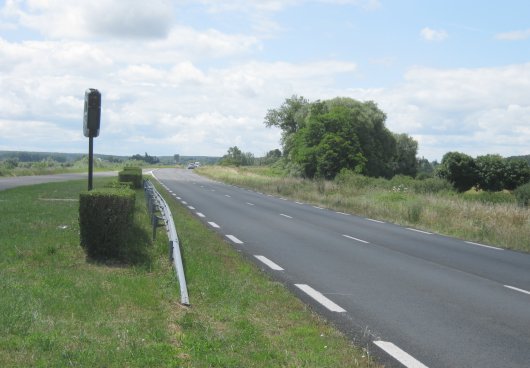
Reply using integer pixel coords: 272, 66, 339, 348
119, 166, 142, 188
79, 188, 136, 260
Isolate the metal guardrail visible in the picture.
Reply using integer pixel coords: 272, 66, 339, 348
144, 179, 190, 306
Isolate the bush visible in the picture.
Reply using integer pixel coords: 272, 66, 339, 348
79, 188, 136, 260
412, 177, 453, 194
514, 182, 530, 207
119, 166, 142, 188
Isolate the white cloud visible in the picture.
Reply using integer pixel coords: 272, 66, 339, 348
495, 29, 530, 41
3, 0, 174, 39
420, 27, 448, 42
346, 63, 530, 159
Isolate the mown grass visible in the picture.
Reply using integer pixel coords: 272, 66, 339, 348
197, 166, 530, 253
0, 176, 377, 367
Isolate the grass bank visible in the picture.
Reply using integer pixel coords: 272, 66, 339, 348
196, 166, 530, 253
0, 177, 376, 367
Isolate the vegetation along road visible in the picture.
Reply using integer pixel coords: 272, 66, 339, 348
154, 167, 530, 368
0, 172, 117, 191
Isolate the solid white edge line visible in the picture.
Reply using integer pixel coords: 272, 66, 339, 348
343, 234, 369, 244
294, 284, 346, 313
208, 222, 220, 228
374, 341, 428, 368
254, 255, 284, 271
406, 228, 432, 235
226, 235, 244, 244
465, 241, 503, 251
504, 285, 530, 295
196, 212, 205, 218
367, 218, 385, 223
280, 214, 293, 219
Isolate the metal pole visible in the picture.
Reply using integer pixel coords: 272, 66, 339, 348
88, 136, 94, 191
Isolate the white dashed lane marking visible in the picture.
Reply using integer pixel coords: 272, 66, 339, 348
280, 214, 293, 219
466, 241, 503, 251
367, 218, 384, 224
226, 235, 244, 244
504, 285, 530, 295
342, 234, 369, 244
196, 212, 205, 218
374, 341, 428, 368
208, 222, 220, 228
294, 284, 346, 313
406, 228, 432, 235
254, 255, 284, 271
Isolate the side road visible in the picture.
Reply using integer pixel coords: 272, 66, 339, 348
0, 171, 118, 191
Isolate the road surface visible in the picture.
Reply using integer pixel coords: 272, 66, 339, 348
0, 171, 117, 191
154, 168, 530, 368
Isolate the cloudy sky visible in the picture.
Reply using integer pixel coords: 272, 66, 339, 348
1, 0, 530, 160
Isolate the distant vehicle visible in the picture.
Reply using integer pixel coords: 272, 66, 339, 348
194, 161, 201, 167
187, 163, 195, 169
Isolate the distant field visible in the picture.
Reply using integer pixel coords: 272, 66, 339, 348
197, 166, 530, 253
0, 177, 377, 367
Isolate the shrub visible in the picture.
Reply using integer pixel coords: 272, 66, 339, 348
412, 177, 453, 194
514, 182, 530, 207
79, 188, 136, 260
119, 166, 142, 188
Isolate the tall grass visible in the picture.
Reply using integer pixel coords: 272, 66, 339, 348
197, 166, 530, 252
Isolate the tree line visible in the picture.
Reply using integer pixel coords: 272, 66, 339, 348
220, 95, 530, 194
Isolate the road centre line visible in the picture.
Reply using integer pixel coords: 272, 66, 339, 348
374, 341, 428, 368
465, 241, 503, 251
280, 214, 293, 219
225, 194, 231, 197
504, 285, 530, 295
254, 255, 284, 271
226, 235, 244, 244
208, 222, 220, 228
196, 212, 205, 218
295, 284, 346, 313
406, 228, 432, 235
246, 202, 255, 206
367, 218, 385, 223
342, 234, 369, 244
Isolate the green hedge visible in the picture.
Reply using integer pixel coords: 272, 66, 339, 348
119, 166, 142, 188
79, 188, 136, 260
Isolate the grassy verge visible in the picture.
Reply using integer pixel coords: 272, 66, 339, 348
196, 166, 530, 253
0, 177, 377, 367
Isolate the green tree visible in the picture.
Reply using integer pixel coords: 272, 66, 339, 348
475, 154, 506, 192
286, 97, 394, 179
437, 152, 478, 192
393, 133, 418, 177
264, 95, 310, 156
504, 159, 530, 190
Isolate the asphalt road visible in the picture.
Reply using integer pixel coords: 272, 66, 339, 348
0, 171, 117, 191
154, 168, 530, 368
